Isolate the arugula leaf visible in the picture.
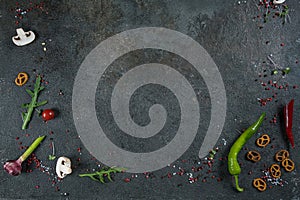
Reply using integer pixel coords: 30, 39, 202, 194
79, 166, 126, 183
21, 103, 30, 108
21, 75, 48, 130
26, 89, 34, 97
35, 100, 48, 107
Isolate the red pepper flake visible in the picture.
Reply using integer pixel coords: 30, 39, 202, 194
293, 85, 298, 89
124, 178, 131, 183
217, 177, 222, 182
35, 185, 40, 189
77, 147, 81, 152
177, 170, 185, 176
25, 133, 30, 137
280, 43, 285, 47
16, 137, 19, 140
202, 178, 207, 183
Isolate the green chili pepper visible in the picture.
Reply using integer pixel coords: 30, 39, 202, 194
228, 112, 266, 192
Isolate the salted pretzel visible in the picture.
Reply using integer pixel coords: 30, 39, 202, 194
281, 158, 295, 172
256, 134, 270, 147
15, 72, 28, 86
275, 150, 289, 162
246, 151, 261, 162
253, 178, 267, 192
269, 164, 281, 178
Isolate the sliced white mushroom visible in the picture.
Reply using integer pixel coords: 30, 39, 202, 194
12, 28, 35, 46
273, 0, 286, 4
56, 157, 72, 179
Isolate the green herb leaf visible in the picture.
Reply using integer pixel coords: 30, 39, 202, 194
39, 86, 45, 92
26, 89, 34, 97
21, 103, 30, 108
35, 100, 48, 107
99, 174, 105, 183
282, 67, 291, 75
48, 155, 56, 160
272, 70, 278, 75
21, 75, 48, 130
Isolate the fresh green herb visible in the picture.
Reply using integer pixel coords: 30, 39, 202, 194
48, 141, 56, 161
79, 167, 125, 183
282, 67, 290, 75
21, 75, 47, 130
272, 70, 279, 75
48, 155, 56, 160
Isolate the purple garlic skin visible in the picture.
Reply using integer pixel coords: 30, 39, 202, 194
4, 159, 22, 176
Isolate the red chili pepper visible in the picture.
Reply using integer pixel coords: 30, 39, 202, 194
283, 99, 295, 148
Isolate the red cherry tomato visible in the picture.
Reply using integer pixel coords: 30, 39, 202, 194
42, 109, 55, 121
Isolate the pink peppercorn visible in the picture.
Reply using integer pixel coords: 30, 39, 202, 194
124, 178, 131, 183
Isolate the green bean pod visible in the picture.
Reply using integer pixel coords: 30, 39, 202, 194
228, 112, 266, 192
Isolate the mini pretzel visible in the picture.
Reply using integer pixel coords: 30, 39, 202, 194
269, 164, 281, 178
253, 178, 267, 192
256, 134, 270, 147
15, 72, 28, 86
246, 151, 261, 162
281, 158, 295, 172
275, 150, 289, 162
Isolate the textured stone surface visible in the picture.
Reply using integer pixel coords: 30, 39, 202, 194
0, 0, 299, 199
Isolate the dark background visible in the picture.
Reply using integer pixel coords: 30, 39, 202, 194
0, 0, 299, 199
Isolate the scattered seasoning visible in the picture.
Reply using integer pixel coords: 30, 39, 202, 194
10, 2, 48, 25
58, 90, 64, 96
254, 0, 291, 25
60, 192, 69, 196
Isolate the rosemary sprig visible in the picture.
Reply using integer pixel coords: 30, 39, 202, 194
21, 75, 47, 130
79, 167, 125, 183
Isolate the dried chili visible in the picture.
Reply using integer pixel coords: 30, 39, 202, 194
283, 99, 295, 148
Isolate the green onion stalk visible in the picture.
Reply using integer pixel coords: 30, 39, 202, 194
4, 136, 45, 176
